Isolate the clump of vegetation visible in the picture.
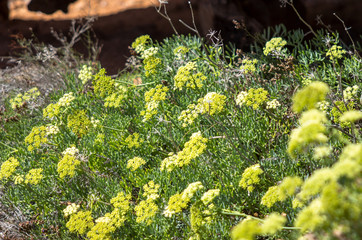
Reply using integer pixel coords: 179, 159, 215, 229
0, 1, 361, 239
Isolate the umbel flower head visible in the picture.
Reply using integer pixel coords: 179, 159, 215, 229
0, 157, 20, 181
236, 88, 269, 110
163, 181, 204, 217
263, 37, 287, 56
239, 164, 264, 192
288, 109, 328, 157
174, 62, 207, 90
25, 168, 43, 185
292, 81, 329, 113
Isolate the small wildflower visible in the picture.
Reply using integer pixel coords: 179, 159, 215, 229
236, 88, 268, 110
141, 47, 159, 59
78, 65, 93, 85
174, 62, 206, 90
173, 46, 189, 59
135, 199, 158, 225
316, 100, 330, 112
240, 58, 258, 74
131, 35, 151, 54
67, 110, 92, 137
143, 180, 160, 200
110, 192, 131, 213
124, 133, 143, 148
160, 132, 208, 171
292, 81, 330, 113
263, 37, 287, 56
340, 110, 362, 123
66, 210, 94, 235
141, 84, 169, 122
231, 217, 261, 240
104, 86, 127, 108
343, 85, 359, 101
46, 125, 59, 135
93, 69, 116, 98
326, 45, 346, 60
24, 168, 43, 185
266, 99, 280, 109
126, 157, 146, 171
313, 146, 332, 159
0, 157, 20, 181
63, 203, 80, 217
143, 56, 162, 77
25, 126, 48, 151
58, 150, 81, 179
43, 103, 61, 119
10, 87, 40, 109
239, 164, 264, 192
164, 181, 204, 217
288, 109, 328, 157
58, 92, 75, 107
201, 189, 220, 205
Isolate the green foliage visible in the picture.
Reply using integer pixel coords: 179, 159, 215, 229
0, 25, 361, 240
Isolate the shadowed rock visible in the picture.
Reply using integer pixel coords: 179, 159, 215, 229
28, 0, 77, 14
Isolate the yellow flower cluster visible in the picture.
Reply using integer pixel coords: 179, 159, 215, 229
135, 199, 158, 225
231, 213, 286, 240
292, 81, 330, 113
46, 125, 59, 135
24, 125, 48, 151
178, 103, 202, 127
93, 69, 116, 98
0, 157, 19, 181
78, 65, 93, 85
160, 132, 208, 171
103, 85, 128, 108
316, 100, 330, 112
240, 58, 258, 74
88, 208, 126, 240
163, 181, 204, 217
10, 87, 40, 109
66, 210, 94, 235
141, 47, 158, 59
142, 180, 160, 200
57, 92, 75, 107
179, 92, 226, 127
173, 46, 189, 59
63, 203, 80, 217
266, 99, 281, 109
326, 45, 346, 60
343, 85, 359, 101
25, 168, 43, 185
57, 147, 81, 179
340, 110, 362, 123
43, 103, 61, 119
141, 84, 169, 122
201, 189, 220, 205
110, 192, 131, 211
126, 157, 146, 171
331, 101, 355, 128
67, 110, 92, 137
263, 37, 287, 56
239, 164, 264, 192
174, 62, 207, 90
131, 35, 151, 54
135, 181, 160, 225
261, 176, 303, 208
288, 109, 328, 157
236, 88, 269, 110
143, 56, 162, 77
87, 192, 131, 239
43, 92, 75, 119
124, 132, 143, 148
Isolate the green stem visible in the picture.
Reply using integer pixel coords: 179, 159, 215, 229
0, 141, 18, 152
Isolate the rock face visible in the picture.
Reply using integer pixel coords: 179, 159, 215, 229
27, 0, 77, 14
0, 0, 8, 20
